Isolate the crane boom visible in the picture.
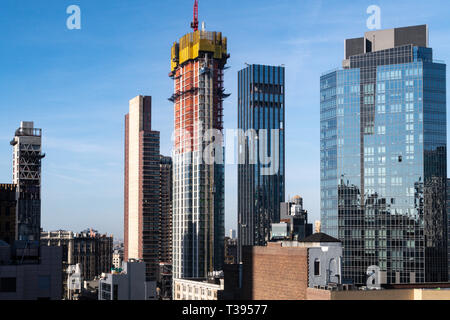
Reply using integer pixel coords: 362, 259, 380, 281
191, 0, 199, 31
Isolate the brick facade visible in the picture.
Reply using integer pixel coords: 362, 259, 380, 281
242, 243, 308, 300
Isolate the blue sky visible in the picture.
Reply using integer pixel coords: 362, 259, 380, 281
0, 0, 449, 240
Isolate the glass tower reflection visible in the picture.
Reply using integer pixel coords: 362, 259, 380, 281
237, 64, 285, 262
320, 25, 447, 285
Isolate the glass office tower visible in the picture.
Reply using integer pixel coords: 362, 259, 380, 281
320, 25, 447, 285
237, 64, 285, 261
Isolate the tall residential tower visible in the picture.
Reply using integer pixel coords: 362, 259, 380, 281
320, 25, 447, 285
169, 6, 229, 279
124, 95, 161, 287
237, 64, 286, 261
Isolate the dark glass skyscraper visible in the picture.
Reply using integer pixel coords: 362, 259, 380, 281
321, 25, 447, 285
238, 64, 285, 261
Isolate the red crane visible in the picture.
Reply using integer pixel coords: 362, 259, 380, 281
191, 0, 199, 31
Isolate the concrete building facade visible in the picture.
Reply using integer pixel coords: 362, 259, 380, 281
0, 242, 62, 300
241, 233, 342, 300
0, 184, 16, 245
98, 260, 156, 300
173, 277, 224, 300
124, 96, 175, 298
112, 248, 123, 270
41, 229, 113, 284
10, 121, 45, 242
124, 95, 161, 285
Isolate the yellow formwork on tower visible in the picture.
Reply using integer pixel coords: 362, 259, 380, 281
171, 30, 228, 71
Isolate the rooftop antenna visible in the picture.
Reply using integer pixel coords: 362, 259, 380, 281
191, 0, 199, 31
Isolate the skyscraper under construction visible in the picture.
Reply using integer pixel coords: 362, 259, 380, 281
169, 1, 229, 279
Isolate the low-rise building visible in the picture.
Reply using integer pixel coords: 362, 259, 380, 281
307, 283, 450, 300
157, 262, 172, 300
173, 277, 224, 300
173, 267, 242, 301
276, 196, 313, 241
80, 278, 100, 300
41, 229, 113, 299
41, 229, 113, 280
0, 184, 16, 245
0, 241, 62, 300
98, 260, 156, 300
66, 264, 82, 300
241, 233, 342, 300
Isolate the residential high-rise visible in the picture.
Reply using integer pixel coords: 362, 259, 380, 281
0, 184, 16, 244
10, 121, 45, 242
320, 25, 447, 285
237, 64, 285, 261
159, 155, 173, 264
169, 13, 229, 279
124, 95, 161, 284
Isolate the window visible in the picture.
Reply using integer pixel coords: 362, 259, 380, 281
377, 105, 385, 114
38, 275, 50, 291
0, 277, 16, 293
113, 285, 118, 301
314, 259, 320, 276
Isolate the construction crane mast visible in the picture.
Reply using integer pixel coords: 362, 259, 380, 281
191, 0, 199, 31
